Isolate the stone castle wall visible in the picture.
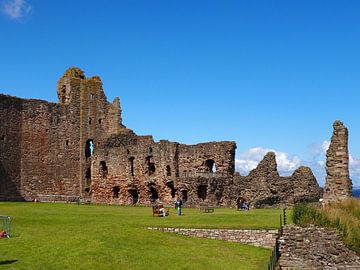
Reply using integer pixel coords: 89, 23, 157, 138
279, 225, 360, 269
0, 67, 322, 207
323, 121, 353, 204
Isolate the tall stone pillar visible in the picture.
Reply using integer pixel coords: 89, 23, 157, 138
323, 121, 352, 204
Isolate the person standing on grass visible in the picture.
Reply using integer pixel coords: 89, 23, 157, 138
175, 197, 183, 216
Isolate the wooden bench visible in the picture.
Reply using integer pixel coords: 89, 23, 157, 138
199, 204, 214, 213
152, 204, 170, 217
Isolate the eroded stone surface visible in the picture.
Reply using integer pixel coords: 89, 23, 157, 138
323, 121, 353, 204
279, 225, 360, 269
0, 67, 322, 207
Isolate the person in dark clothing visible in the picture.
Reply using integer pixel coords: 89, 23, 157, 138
175, 197, 183, 216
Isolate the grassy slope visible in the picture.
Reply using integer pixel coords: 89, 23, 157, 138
0, 203, 283, 270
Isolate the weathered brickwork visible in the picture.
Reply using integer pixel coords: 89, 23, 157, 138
323, 121, 353, 204
0, 67, 322, 206
148, 227, 278, 249
279, 225, 360, 269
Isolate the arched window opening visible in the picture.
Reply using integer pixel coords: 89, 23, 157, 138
85, 168, 91, 179
98, 118, 102, 124
149, 147, 153, 153
149, 186, 159, 202
66, 140, 69, 146
90, 93, 94, 102
181, 190, 188, 203
129, 189, 139, 205
166, 165, 171, 176
85, 139, 94, 159
205, 159, 216, 173
99, 161, 108, 178
89, 118, 92, 125
129, 157, 135, 176
197, 185, 207, 201
146, 156, 156, 175
112, 186, 120, 198
166, 181, 176, 198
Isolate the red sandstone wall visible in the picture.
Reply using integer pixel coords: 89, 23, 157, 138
0, 95, 23, 200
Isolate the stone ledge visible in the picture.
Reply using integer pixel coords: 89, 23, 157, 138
148, 227, 278, 249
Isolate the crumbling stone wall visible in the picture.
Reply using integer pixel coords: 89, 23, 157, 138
231, 152, 322, 208
323, 121, 353, 204
90, 128, 236, 206
278, 225, 360, 269
0, 67, 323, 207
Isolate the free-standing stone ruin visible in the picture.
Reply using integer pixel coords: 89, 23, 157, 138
323, 121, 353, 204
0, 67, 322, 207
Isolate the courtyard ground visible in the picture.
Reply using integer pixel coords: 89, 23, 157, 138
0, 202, 285, 270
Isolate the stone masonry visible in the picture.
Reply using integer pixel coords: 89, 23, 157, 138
278, 225, 360, 269
323, 121, 353, 204
0, 67, 322, 207
148, 227, 278, 249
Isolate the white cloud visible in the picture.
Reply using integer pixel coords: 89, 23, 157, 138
322, 140, 330, 154
306, 140, 360, 188
350, 154, 360, 187
1, 0, 32, 20
235, 147, 301, 176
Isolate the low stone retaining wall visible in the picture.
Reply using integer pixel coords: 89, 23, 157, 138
279, 225, 360, 269
148, 227, 278, 249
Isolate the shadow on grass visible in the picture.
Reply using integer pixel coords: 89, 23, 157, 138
0, 260, 18, 265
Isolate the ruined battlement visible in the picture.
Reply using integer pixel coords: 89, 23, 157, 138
0, 68, 322, 207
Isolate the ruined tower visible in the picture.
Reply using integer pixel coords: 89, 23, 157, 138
323, 121, 352, 204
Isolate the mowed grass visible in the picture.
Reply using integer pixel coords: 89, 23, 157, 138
0, 202, 284, 270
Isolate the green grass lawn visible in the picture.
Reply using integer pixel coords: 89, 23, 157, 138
0, 202, 285, 270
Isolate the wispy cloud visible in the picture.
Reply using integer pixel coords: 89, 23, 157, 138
235, 143, 360, 188
307, 140, 360, 187
235, 147, 301, 176
1, 0, 32, 20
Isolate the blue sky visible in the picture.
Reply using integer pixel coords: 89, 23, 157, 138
1, 0, 360, 187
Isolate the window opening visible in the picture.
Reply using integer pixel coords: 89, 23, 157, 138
181, 190, 188, 203
197, 185, 207, 200
129, 157, 135, 176
112, 186, 120, 198
166, 165, 171, 176
89, 118, 92, 125
99, 161, 108, 178
205, 159, 216, 173
90, 93, 94, 102
166, 181, 176, 198
85, 139, 94, 159
66, 140, 69, 146
129, 189, 139, 204
146, 156, 156, 175
149, 186, 159, 202
98, 118, 102, 124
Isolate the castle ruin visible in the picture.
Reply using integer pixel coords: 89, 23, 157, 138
323, 121, 353, 204
0, 67, 322, 207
